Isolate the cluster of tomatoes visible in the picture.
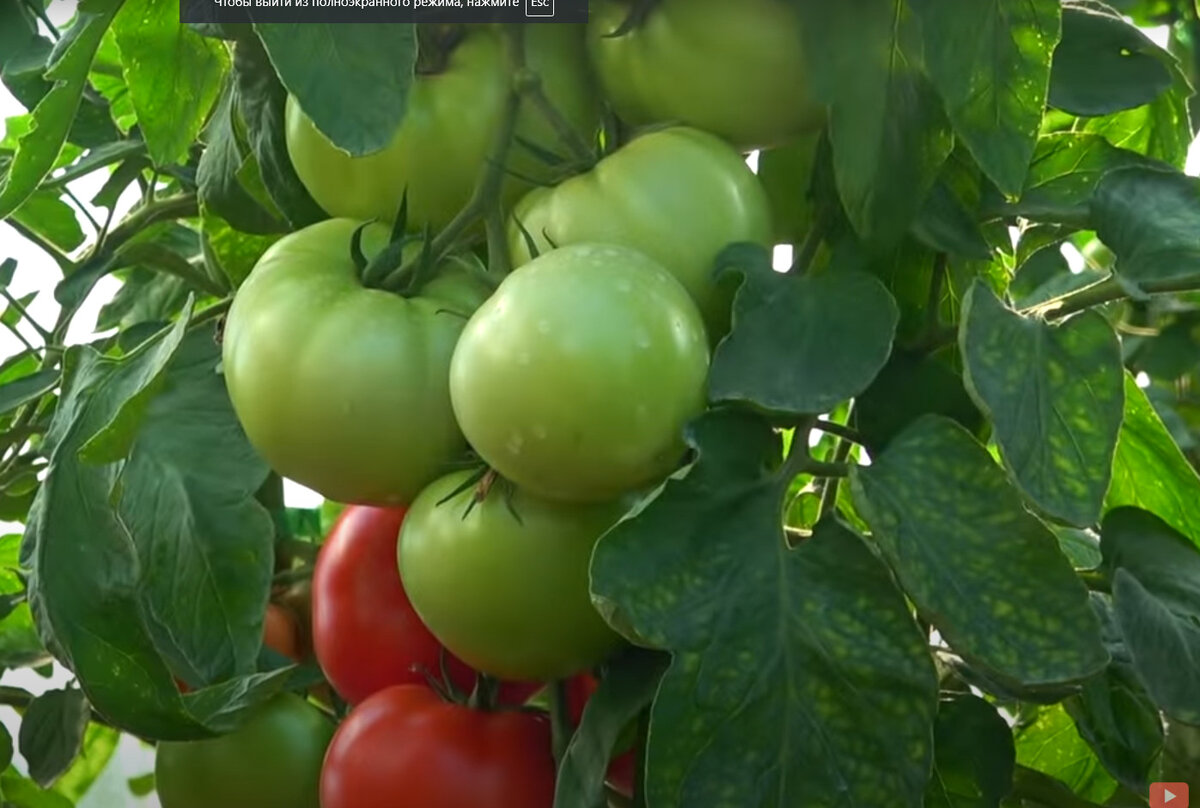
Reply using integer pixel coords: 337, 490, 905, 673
157, 1, 821, 806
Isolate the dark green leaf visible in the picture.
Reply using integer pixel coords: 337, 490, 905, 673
1082, 56, 1193, 168
1134, 316, 1200, 381
794, 0, 954, 242
853, 349, 982, 451
111, 0, 229, 167
1093, 166, 1200, 288
89, 154, 149, 210
42, 139, 145, 189
96, 269, 190, 332
200, 208, 280, 288
0, 1, 123, 219
960, 282, 1124, 526
18, 688, 90, 788
554, 649, 666, 808
0, 723, 11, 773
230, 32, 325, 229
851, 416, 1108, 686
926, 694, 1015, 808
757, 133, 818, 244
709, 245, 899, 416
10, 191, 85, 252
0, 535, 50, 670
1108, 373, 1200, 548
1050, 3, 1173, 116
912, 177, 991, 260
856, 237, 939, 344
1010, 244, 1106, 309
1102, 507, 1200, 724
592, 411, 937, 808
988, 133, 1163, 226
253, 23, 416, 157
1014, 704, 1118, 803
910, 0, 1060, 196
0, 370, 58, 418
1163, 720, 1200, 783
51, 723, 119, 803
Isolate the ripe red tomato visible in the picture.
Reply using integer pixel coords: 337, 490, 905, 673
311, 505, 540, 705
320, 684, 556, 808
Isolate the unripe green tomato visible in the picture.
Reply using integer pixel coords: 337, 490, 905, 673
450, 243, 709, 503
155, 694, 334, 808
508, 126, 771, 340
222, 218, 491, 505
286, 24, 599, 230
398, 470, 627, 681
587, 0, 824, 150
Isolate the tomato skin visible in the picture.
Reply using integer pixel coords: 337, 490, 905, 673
451, 244, 709, 503
222, 219, 490, 505
399, 470, 626, 681
508, 127, 771, 339
155, 694, 334, 808
287, 24, 599, 230
587, 0, 823, 150
320, 684, 555, 808
262, 603, 301, 661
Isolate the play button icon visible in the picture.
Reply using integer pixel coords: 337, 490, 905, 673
1152, 783, 1190, 807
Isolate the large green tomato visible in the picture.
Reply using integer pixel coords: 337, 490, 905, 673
450, 244, 709, 503
286, 24, 599, 230
587, 0, 824, 150
155, 694, 334, 808
222, 218, 490, 505
398, 470, 626, 681
508, 126, 771, 339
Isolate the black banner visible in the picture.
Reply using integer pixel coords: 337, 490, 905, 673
180, 0, 588, 23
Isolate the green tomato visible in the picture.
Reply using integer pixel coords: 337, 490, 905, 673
398, 470, 626, 681
587, 0, 824, 150
155, 694, 335, 808
450, 243, 709, 503
508, 126, 771, 339
286, 24, 599, 230
222, 218, 490, 505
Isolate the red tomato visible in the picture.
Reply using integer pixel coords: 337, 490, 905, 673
320, 684, 556, 808
566, 674, 637, 799
311, 505, 542, 706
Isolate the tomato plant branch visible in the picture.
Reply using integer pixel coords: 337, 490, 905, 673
97, 193, 199, 258
0, 288, 51, 342
789, 217, 826, 275
1025, 272, 1200, 320
64, 187, 101, 234
518, 70, 596, 167
812, 419, 868, 449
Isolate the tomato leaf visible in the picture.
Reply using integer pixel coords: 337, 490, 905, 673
51, 723, 119, 804
110, 0, 228, 167
853, 349, 982, 452
1081, 56, 1193, 168
1107, 373, 1200, 549
0, 534, 50, 670
10, 191, 86, 252
792, 0, 954, 243
925, 694, 1015, 808
0, 768, 75, 808
909, 0, 1060, 197
592, 410, 938, 808
1064, 597, 1164, 795
253, 23, 416, 157
1050, 3, 1174, 116
0, 1, 122, 220
987, 133, 1166, 227
1014, 704, 1118, 803
0, 370, 58, 419
1101, 507, 1200, 725
17, 688, 90, 788
851, 416, 1109, 686
200, 207, 280, 288
709, 245, 899, 416
0, 723, 11, 773
554, 649, 666, 808
1164, 721, 1200, 784
961, 282, 1125, 527
1093, 166, 1200, 289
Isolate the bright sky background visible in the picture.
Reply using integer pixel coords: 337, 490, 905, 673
0, 14, 1191, 806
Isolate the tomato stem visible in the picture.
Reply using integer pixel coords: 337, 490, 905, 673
548, 678, 573, 765
1023, 271, 1200, 321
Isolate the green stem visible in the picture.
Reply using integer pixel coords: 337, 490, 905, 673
192, 298, 232, 329
64, 187, 101, 234
783, 418, 854, 481
818, 433, 855, 521
0, 289, 51, 342
0, 320, 38, 355
813, 419, 869, 449
519, 69, 595, 166
549, 678, 573, 766
1077, 568, 1110, 593
1025, 273, 1200, 320
789, 217, 825, 275
100, 194, 199, 258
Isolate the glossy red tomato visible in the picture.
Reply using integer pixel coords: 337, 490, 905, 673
320, 684, 556, 808
312, 505, 540, 705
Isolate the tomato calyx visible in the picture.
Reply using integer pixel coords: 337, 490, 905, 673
434, 465, 525, 524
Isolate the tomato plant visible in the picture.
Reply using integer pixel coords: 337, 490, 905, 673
4, 6, 1200, 808
451, 244, 710, 502
321, 684, 555, 808
286, 24, 600, 230
509, 126, 771, 338
399, 470, 627, 680
587, 0, 824, 150
222, 218, 490, 505
155, 694, 335, 808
